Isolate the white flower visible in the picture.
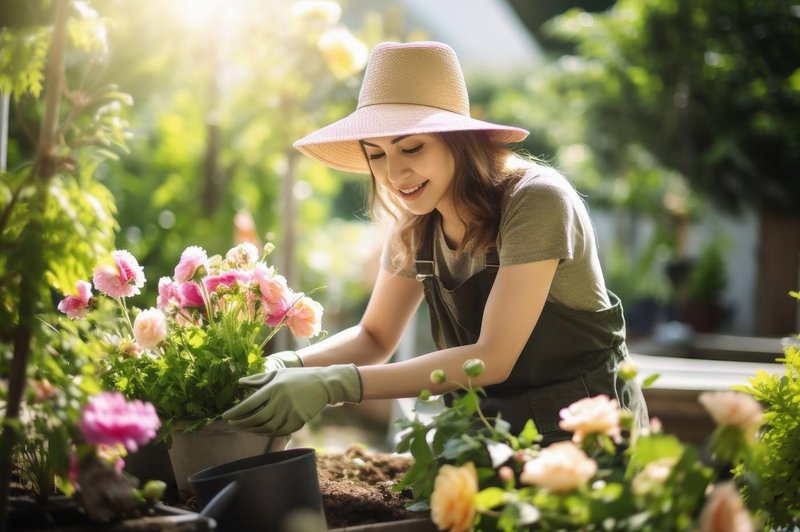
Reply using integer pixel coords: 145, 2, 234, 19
291, 0, 341, 26
132, 308, 167, 350
225, 242, 259, 267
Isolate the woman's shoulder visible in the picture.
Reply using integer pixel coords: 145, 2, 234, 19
503, 165, 580, 213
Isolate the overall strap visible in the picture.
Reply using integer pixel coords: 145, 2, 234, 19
414, 217, 436, 280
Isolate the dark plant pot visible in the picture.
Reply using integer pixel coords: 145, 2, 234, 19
189, 447, 325, 532
8, 496, 214, 531
624, 297, 661, 338
680, 300, 724, 333
123, 439, 179, 503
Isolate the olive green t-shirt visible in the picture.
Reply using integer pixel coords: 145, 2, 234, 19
380, 167, 611, 311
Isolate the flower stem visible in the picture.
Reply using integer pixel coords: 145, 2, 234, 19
118, 297, 134, 336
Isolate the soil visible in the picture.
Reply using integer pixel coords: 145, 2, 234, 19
178, 444, 425, 528
316, 445, 426, 528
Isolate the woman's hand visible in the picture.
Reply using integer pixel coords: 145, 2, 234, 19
222, 365, 362, 435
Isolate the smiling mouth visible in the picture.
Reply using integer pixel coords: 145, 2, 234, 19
399, 181, 428, 196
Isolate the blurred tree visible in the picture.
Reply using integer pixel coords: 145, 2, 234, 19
493, 0, 799, 334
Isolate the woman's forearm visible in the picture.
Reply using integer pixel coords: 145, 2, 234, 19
296, 325, 392, 367
358, 342, 514, 400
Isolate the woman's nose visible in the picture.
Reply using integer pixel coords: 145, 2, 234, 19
386, 156, 409, 184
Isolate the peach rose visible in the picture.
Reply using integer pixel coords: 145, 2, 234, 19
430, 462, 478, 532
133, 308, 167, 350
559, 394, 622, 443
286, 296, 323, 338
520, 441, 597, 492
631, 457, 677, 496
698, 482, 755, 532
698, 391, 763, 431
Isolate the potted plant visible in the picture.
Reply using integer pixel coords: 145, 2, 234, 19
681, 240, 728, 333
55, 242, 324, 492
392, 358, 774, 531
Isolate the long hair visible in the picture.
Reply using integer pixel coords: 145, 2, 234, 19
366, 130, 529, 269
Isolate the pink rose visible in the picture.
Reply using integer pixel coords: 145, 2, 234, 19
699, 391, 763, 432
253, 263, 294, 320
286, 296, 323, 338
92, 250, 145, 298
559, 394, 622, 444
78, 392, 160, 452
133, 308, 167, 350
204, 271, 250, 294
178, 281, 205, 308
173, 246, 208, 283
156, 276, 179, 311
57, 280, 93, 319
698, 482, 755, 532
520, 441, 597, 492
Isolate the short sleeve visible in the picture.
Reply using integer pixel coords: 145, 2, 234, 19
498, 173, 577, 266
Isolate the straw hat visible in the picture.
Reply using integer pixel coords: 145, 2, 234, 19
293, 41, 529, 174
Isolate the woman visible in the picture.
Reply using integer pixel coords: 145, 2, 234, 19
223, 41, 648, 444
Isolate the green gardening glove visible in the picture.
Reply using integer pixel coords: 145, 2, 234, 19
222, 365, 362, 436
261, 350, 303, 372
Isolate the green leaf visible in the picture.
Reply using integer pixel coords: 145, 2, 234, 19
641, 373, 660, 388
475, 487, 506, 510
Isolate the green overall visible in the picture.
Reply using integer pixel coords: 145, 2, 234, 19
415, 221, 648, 445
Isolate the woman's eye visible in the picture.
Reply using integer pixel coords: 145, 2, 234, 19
402, 144, 424, 155
368, 152, 385, 160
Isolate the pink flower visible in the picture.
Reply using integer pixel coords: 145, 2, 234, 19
204, 271, 250, 294
286, 296, 323, 338
699, 482, 755, 532
78, 392, 160, 452
133, 308, 167, 350
57, 280, 93, 319
253, 263, 294, 321
178, 281, 205, 308
174, 246, 208, 283
156, 277, 180, 311
699, 391, 763, 432
92, 250, 145, 298
559, 394, 622, 444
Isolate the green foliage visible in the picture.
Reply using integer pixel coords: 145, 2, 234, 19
395, 361, 764, 530
686, 240, 727, 302
734, 291, 800, 528
541, 0, 800, 214
0, 26, 50, 99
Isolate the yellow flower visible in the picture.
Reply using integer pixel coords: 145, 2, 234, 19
291, 1, 341, 27
430, 462, 478, 532
317, 28, 368, 79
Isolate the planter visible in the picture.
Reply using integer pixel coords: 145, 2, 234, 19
189, 448, 324, 532
168, 420, 289, 494
8, 496, 215, 531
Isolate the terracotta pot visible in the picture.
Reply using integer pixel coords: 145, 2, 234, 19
167, 419, 289, 494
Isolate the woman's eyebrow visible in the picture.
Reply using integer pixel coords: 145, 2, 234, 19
361, 135, 413, 148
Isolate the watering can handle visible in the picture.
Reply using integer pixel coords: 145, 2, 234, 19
200, 479, 241, 520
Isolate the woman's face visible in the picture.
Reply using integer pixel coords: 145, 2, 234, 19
362, 133, 456, 216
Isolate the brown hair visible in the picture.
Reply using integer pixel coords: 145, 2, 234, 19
366, 130, 527, 268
